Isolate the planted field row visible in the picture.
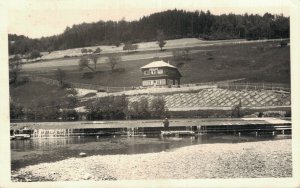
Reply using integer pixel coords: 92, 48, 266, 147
128, 88, 290, 109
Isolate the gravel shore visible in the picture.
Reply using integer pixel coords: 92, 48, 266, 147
11, 139, 292, 181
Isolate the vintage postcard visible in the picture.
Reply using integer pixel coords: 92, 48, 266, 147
0, 0, 300, 187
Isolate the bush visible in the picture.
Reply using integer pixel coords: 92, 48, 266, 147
81, 72, 94, 79
10, 101, 24, 119
13, 76, 29, 86
61, 83, 72, 88
94, 47, 102, 53
128, 97, 151, 119
86, 95, 129, 120
280, 41, 288, 48
66, 88, 78, 95
29, 50, 42, 59
150, 97, 168, 118
97, 88, 107, 92
81, 48, 88, 54
60, 109, 79, 121
285, 110, 291, 117
231, 100, 242, 118
113, 68, 125, 73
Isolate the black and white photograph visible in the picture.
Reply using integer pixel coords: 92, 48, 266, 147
0, 0, 300, 187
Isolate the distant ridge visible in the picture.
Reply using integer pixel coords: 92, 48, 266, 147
9, 9, 289, 55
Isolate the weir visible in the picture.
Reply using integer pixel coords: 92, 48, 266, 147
10, 118, 291, 138
13, 124, 291, 138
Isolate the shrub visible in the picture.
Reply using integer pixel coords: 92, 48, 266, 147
285, 110, 291, 117
97, 88, 107, 92
81, 48, 88, 54
150, 97, 168, 118
280, 41, 288, 48
29, 50, 42, 59
10, 101, 24, 119
94, 47, 102, 54
231, 100, 242, 118
128, 97, 151, 119
13, 76, 29, 86
61, 83, 72, 89
86, 95, 129, 120
81, 72, 94, 79
60, 109, 79, 121
66, 88, 78, 95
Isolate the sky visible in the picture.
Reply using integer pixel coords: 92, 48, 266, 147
6, 0, 292, 39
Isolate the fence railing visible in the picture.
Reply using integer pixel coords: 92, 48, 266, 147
28, 75, 290, 93
28, 76, 133, 92
217, 82, 290, 92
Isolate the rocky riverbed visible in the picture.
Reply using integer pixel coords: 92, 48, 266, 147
11, 139, 292, 181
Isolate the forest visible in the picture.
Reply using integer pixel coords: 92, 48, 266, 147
8, 9, 289, 55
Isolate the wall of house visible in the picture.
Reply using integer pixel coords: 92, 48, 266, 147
141, 67, 181, 87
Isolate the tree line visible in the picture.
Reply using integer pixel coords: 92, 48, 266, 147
10, 94, 169, 121
9, 9, 289, 55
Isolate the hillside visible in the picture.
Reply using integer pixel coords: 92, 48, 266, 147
9, 10, 289, 54
31, 40, 290, 87
10, 39, 290, 121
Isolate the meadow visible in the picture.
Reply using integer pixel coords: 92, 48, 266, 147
23, 40, 290, 87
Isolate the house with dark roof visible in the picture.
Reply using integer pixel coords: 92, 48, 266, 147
140, 60, 182, 87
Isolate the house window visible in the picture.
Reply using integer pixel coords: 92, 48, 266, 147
158, 69, 163, 74
143, 79, 166, 86
149, 68, 159, 75
144, 70, 150, 75
142, 80, 152, 86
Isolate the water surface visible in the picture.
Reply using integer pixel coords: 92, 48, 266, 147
11, 134, 291, 170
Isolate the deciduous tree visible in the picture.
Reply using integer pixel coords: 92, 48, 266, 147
79, 57, 94, 72
107, 54, 121, 71
157, 30, 166, 51
90, 54, 100, 70
54, 68, 66, 86
9, 55, 22, 84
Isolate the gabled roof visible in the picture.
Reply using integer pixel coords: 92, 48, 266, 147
141, 60, 176, 69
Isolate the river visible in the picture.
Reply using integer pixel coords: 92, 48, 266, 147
11, 133, 291, 171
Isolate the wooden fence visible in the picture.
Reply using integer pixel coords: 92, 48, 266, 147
217, 82, 290, 92
28, 76, 133, 92
28, 76, 290, 93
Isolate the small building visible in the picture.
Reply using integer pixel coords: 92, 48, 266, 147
140, 60, 182, 87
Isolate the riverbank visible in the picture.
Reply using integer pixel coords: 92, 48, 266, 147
11, 139, 292, 181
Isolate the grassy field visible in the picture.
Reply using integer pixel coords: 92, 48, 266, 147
10, 82, 69, 109
36, 38, 245, 60
11, 40, 290, 116
24, 40, 290, 87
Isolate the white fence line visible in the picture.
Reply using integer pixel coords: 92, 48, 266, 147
28, 75, 290, 93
